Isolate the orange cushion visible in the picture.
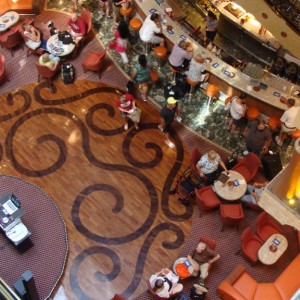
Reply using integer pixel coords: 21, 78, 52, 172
154, 46, 167, 59
232, 272, 258, 299
175, 263, 190, 279
246, 107, 260, 120
206, 85, 219, 97
268, 116, 280, 130
253, 283, 281, 300
129, 18, 142, 31
291, 129, 300, 139
120, 7, 132, 16
275, 254, 300, 300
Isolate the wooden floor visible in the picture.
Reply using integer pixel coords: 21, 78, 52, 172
0, 79, 193, 300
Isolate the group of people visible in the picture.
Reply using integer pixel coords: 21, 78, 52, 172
149, 240, 220, 298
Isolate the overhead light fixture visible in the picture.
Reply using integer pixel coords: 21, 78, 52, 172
11, 0, 19, 3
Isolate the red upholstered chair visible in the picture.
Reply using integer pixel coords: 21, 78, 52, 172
35, 61, 60, 93
0, 30, 22, 57
231, 153, 260, 182
256, 211, 282, 242
199, 236, 216, 250
0, 54, 9, 83
241, 227, 264, 264
220, 203, 244, 231
79, 8, 92, 44
82, 50, 106, 78
111, 294, 125, 300
190, 148, 202, 176
195, 186, 221, 216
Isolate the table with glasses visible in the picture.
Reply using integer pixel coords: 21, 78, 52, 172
258, 233, 288, 265
0, 11, 19, 32
46, 33, 75, 57
213, 170, 247, 201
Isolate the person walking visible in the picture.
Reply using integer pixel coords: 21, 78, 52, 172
227, 93, 247, 134
158, 97, 179, 148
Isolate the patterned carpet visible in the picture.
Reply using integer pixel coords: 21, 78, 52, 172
1, 8, 298, 300
0, 175, 68, 300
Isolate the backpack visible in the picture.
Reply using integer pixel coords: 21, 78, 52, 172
61, 63, 74, 84
225, 151, 238, 170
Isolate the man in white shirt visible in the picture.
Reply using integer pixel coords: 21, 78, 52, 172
139, 13, 164, 47
276, 98, 299, 147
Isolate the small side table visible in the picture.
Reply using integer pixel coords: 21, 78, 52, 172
258, 233, 288, 265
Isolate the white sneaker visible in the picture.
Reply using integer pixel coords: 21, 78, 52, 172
158, 125, 163, 131
165, 140, 175, 148
275, 136, 282, 146
124, 123, 128, 130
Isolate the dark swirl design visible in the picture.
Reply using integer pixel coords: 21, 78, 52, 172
69, 246, 121, 300
0, 90, 31, 123
69, 223, 184, 299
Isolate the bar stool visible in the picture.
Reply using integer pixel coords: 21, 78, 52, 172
186, 77, 199, 98
291, 129, 300, 141
154, 46, 167, 69
120, 7, 133, 23
220, 203, 244, 231
268, 116, 280, 131
245, 106, 260, 120
129, 18, 142, 38
206, 84, 219, 106
142, 41, 151, 56
169, 66, 180, 84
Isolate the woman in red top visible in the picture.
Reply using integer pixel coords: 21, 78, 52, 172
116, 93, 140, 130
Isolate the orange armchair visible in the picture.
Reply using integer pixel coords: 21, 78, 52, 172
0, 29, 22, 57
256, 211, 282, 242
35, 61, 60, 93
195, 186, 221, 216
231, 153, 260, 182
241, 227, 264, 264
220, 203, 244, 231
82, 50, 106, 78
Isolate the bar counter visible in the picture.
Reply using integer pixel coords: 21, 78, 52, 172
133, 0, 300, 118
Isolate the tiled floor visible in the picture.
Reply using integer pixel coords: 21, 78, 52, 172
47, 0, 293, 167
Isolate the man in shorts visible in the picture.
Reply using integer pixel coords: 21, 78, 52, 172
276, 98, 299, 147
158, 97, 178, 148
139, 13, 164, 47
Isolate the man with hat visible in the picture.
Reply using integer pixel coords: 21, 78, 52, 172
158, 97, 179, 148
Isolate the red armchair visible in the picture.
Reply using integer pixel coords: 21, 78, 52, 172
195, 186, 221, 216
0, 54, 8, 84
0, 30, 22, 57
220, 203, 244, 231
199, 236, 216, 250
82, 50, 106, 78
35, 61, 60, 93
111, 294, 125, 300
231, 153, 260, 182
256, 211, 282, 242
190, 148, 207, 185
241, 227, 264, 264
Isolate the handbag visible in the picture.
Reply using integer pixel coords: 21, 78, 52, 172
128, 107, 141, 123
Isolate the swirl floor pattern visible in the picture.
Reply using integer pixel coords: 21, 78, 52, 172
0, 79, 193, 300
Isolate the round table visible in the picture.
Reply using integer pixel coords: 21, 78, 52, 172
0, 11, 19, 32
213, 170, 247, 201
46, 33, 75, 57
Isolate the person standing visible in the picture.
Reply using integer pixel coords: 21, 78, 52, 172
116, 93, 140, 130
158, 97, 179, 148
98, 0, 112, 19
205, 11, 218, 42
139, 13, 164, 47
275, 98, 299, 147
244, 119, 271, 156
227, 93, 247, 134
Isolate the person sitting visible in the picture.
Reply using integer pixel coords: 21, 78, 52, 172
227, 93, 247, 134
275, 98, 299, 147
67, 12, 87, 44
149, 268, 183, 298
139, 13, 164, 47
241, 181, 268, 204
186, 53, 209, 86
38, 53, 60, 71
168, 40, 193, 72
187, 242, 220, 284
22, 23, 43, 50
130, 54, 151, 102
196, 150, 227, 184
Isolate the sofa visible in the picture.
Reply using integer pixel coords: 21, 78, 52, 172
217, 253, 300, 300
